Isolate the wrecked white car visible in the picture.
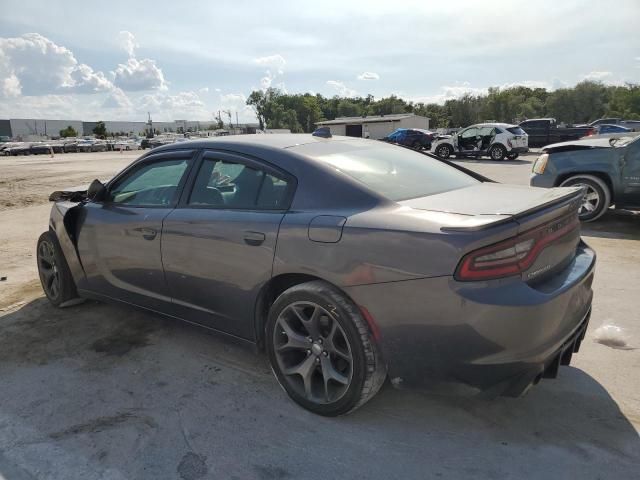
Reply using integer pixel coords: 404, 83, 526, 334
431, 123, 529, 161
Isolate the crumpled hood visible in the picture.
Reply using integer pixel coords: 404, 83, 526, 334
542, 137, 613, 152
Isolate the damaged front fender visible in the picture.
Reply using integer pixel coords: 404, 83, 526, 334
48, 200, 87, 287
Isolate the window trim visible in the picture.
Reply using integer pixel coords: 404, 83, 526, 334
99, 149, 196, 209
177, 149, 297, 212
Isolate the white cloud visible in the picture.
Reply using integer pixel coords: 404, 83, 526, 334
117, 31, 139, 58
254, 54, 286, 90
357, 71, 379, 80
198, 87, 209, 94
113, 57, 167, 91
326, 80, 357, 97
0, 33, 114, 97
102, 87, 132, 109
582, 71, 613, 82
137, 91, 209, 120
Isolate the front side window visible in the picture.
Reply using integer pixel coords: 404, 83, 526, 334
109, 158, 189, 206
460, 128, 478, 139
188, 158, 290, 210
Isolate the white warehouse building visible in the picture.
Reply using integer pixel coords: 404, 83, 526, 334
316, 114, 430, 139
8, 118, 84, 138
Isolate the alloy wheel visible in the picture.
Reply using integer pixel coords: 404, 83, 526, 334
574, 183, 601, 215
437, 146, 450, 158
273, 301, 353, 404
38, 240, 60, 299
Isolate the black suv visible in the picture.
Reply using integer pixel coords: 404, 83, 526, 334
382, 128, 435, 150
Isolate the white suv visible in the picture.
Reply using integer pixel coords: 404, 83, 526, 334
431, 123, 528, 160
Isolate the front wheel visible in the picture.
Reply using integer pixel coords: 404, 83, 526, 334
435, 144, 453, 159
266, 281, 386, 416
560, 175, 611, 222
37, 231, 78, 306
489, 144, 506, 161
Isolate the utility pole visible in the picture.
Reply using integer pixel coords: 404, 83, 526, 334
236, 111, 239, 129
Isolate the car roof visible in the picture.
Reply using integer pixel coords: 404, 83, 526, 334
150, 133, 352, 152
468, 123, 519, 128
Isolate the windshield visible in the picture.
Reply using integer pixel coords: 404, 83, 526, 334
293, 141, 479, 201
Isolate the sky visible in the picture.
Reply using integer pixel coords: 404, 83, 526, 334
0, 0, 639, 123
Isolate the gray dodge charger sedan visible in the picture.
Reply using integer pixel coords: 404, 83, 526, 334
38, 134, 595, 416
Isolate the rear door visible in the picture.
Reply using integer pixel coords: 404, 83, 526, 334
161, 150, 295, 339
77, 150, 194, 309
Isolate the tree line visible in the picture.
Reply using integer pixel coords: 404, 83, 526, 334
247, 81, 640, 132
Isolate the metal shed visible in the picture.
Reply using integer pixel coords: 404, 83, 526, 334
316, 114, 430, 139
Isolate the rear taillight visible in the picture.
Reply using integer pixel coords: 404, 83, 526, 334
455, 213, 579, 281
507, 139, 513, 148
586, 128, 596, 136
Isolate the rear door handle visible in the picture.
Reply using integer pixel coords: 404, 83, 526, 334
243, 231, 265, 246
139, 227, 157, 240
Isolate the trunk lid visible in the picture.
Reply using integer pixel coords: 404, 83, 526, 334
400, 183, 584, 283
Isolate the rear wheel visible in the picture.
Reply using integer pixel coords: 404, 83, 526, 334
266, 280, 386, 416
560, 175, 611, 222
412, 141, 422, 151
489, 144, 506, 160
435, 144, 453, 159
37, 231, 78, 307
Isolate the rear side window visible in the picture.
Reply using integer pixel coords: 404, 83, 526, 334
507, 127, 526, 135
188, 158, 290, 210
293, 142, 479, 201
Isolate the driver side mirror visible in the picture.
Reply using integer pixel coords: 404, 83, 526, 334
87, 179, 107, 202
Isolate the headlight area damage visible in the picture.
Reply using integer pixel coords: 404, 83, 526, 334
47, 188, 88, 289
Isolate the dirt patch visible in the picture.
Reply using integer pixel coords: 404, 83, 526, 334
91, 322, 156, 356
49, 411, 157, 439
177, 452, 208, 480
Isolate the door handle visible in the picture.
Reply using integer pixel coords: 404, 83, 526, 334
139, 227, 157, 240
243, 231, 265, 246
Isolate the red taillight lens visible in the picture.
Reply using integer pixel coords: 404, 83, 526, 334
455, 213, 580, 281
507, 139, 513, 148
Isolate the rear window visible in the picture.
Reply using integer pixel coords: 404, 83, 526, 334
292, 141, 479, 201
507, 127, 526, 135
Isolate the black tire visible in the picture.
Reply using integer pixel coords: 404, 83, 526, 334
266, 280, 386, 416
36, 231, 78, 307
507, 152, 519, 160
560, 175, 611, 222
489, 144, 506, 161
412, 141, 422, 151
435, 144, 453, 159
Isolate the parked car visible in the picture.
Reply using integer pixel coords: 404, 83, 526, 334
531, 134, 640, 221
519, 118, 595, 148
5, 143, 32, 155
114, 140, 139, 151
431, 123, 528, 160
588, 124, 631, 135
577, 118, 640, 131
140, 138, 151, 149
63, 140, 79, 153
381, 128, 435, 150
40, 134, 595, 415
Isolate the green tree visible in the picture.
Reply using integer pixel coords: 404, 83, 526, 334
92, 121, 107, 137
59, 125, 77, 137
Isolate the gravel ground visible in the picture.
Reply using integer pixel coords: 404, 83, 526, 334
0, 149, 638, 480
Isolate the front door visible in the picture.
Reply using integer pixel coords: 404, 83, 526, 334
457, 127, 479, 152
161, 151, 295, 339
77, 151, 193, 310
620, 139, 640, 207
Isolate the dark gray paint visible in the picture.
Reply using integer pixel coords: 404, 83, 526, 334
47, 134, 596, 395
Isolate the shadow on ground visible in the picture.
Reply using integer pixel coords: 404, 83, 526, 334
581, 209, 640, 240
0, 298, 638, 479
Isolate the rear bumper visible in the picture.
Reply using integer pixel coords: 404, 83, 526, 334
510, 146, 529, 153
345, 241, 596, 396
